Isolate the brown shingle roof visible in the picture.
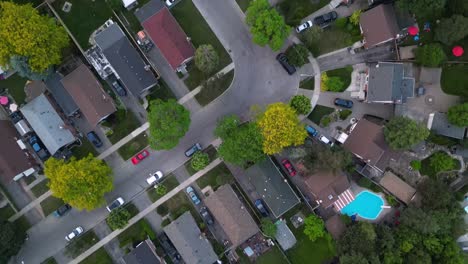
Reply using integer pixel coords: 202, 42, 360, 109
379, 171, 416, 204
360, 4, 400, 48
303, 171, 350, 208
325, 214, 346, 240
61, 64, 116, 127
204, 185, 259, 247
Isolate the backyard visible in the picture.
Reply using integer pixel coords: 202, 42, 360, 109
286, 226, 336, 264
0, 74, 28, 104
196, 162, 234, 191
195, 70, 234, 106
420, 151, 460, 178
256, 246, 289, 264
307, 105, 335, 124
118, 133, 148, 160
148, 175, 178, 202
441, 64, 468, 97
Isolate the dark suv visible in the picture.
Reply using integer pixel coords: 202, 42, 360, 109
276, 53, 296, 75
86, 131, 103, 148
313, 11, 338, 27
334, 98, 353, 108
112, 81, 127, 96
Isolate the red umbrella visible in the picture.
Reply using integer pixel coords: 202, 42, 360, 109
408, 26, 419, 36
452, 46, 464, 57
0, 96, 8, 105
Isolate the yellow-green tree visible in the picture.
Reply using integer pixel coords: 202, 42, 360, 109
0, 2, 69, 72
257, 102, 307, 154
44, 155, 113, 211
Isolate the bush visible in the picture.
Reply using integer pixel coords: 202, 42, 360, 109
285, 44, 310, 67
335, 17, 348, 29
339, 110, 352, 120
155, 185, 167, 196
107, 208, 131, 230
386, 195, 399, 206
161, 219, 171, 227
290, 95, 312, 115
321, 115, 332, 127
191, 152, 210, 171
415, 44, 447, 67
261, 218, 277, 237
156, 205, 169, 216
410, 160, 422, 171
428, 152, 456, 175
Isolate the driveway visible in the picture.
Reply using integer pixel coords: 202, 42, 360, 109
301, 0, 368, 24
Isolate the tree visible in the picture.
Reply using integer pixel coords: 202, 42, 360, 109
246, 0, 291, 51
194, 44, 219, 74
261, 218, 277, 237
0, 221, 25, 263
257, 102, 307, 154
148, 99, 191, 150
384, 116, 429, 150
434, 15, 468, 45
296, 143, 353, 173
447, 103, 468, 126
106, 208, 131, 230
0, 2, 68, 72
396, 0, 446, 20
215, 115, 240, 139
285, 44, 309, 67
155, 184, 167, 196
349, 10, 362, 26
338, 222, 376, 256
9, 55, 52, 80
321, 73, 344, 92
44, 155, 113, 211
428, 152, 455, 175
289, 95, 311, 115
340, 253, 370, 264
303, 215, 325, 242
415, 44, 447, 67
302, 26, 323, 50
191, 152, 210, 171
448, 0, 468, 16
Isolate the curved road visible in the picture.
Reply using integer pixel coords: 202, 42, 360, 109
16, 1, 300, 263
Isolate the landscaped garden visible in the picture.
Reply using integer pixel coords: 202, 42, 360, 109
441, 64, 468, 97
195, 70, 234, 106
0, 74, 28, 104
196, 162, 234, 191
307, 105, 335, 124
420, 151, 460, 178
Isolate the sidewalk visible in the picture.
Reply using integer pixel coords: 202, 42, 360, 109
9, 190, 52, 222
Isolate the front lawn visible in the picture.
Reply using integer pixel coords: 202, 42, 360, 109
65, 231, 99, 258
118, 133, 148, 160
31, 180, 49, 197
71, 138, 98, 159
286, 226, 336, 264
195, 69, 234, 106
0, 204, 15, 221
148, 175, 179, 203
159, 191, 201, 223
79, 248, 112, 264
40, 196, 65, 216
257, 246, 289, 264
299, 78, 314, 90
441, 64, 468, 97
196, 162, 234, 191
102, 109, 142, 144
325, 66, 353, 92
0, 74, 28, 104
278, 0, 328, 26
307, 105, 334, 124
117, 218, 156, 247
146, 80, 177, 102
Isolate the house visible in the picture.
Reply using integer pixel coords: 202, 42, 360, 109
204, 184, 259, 247
61, 64, 116, 127
324, 214, 346, 240
0, 120, 36, 183
93, 20, 157, 97
379, 171, 416, 205
245, 158, 300, 218
303, 170, 354, 211
274, 219, 296, 251
45, 73, 79, 117
360, 4, 400, 48
135, 0, 195, 72
365, 62, 415, 104
427, 112, 466, 140
123, 239, 164, 264
20, 94, 77, 155
163, 212, 218, 264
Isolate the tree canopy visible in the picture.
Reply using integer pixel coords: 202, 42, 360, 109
434, 15, 468, 45
0, 2, 68, 72
428, 152, 456, 176
44, 155, 113, 211
448, 103, 468, 126
261, 218, 277, 237
285, 44, 309, 67
194, 44, 219, 74
303, 215, 326, 242
290, 95, 312, 115
396, 0, 447, 20
191, 152, 210, 171
415, 43, 447, 67
106, 208, 131, 230
0, 221, 25, 263
257, 103, 307, 154
448, 0, 468, 16
148, 99, 191, 150
384, 116, 429, 150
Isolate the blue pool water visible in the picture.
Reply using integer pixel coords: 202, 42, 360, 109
341, 191, 384, 220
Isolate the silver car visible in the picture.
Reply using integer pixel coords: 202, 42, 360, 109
296, 21, 313, 33
65, 226, 84, 241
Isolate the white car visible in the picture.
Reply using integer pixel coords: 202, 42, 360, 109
65, 226, 84, 241
146, 171, 163, 186
319, 135, 334, 146
295, 21, 313, 33
165, 0, 175, 6
106, 197, 124, 212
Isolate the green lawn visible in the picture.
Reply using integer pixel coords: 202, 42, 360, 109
171, 0, 231, 89
195, 70, 234, 106
0, 204, 15, 221
31, 180, 49, 197
52, 0, 114, 48
307, 105, 334, 124
14, 215, 31, 234
103, 109, 142, 144
146, 80, 177, 102
326, 66, 353, 92
257, 246, 289, 264
427, 132, 458, 147
299, 78, 314, 90
65, 231, 99, 258
441, 64, 468, 97
185, 145, 218, 175
148, 175, 178, 202
160, 191, 202, 223
236, 0, 251, 12
196, 162, 234, 191
40, 196, 65, 216
71, 138, 98, 159
79, 248, 112, 264
0, 74, 28, 104
114, 0, 152, 34
278, 0, 328, 26
286, 226, 336, 264
23, 175, 36, 185
420, 151, 460, 178
118, 218, 156, 247
118, 133, 148, 160
41, 257, 58, 264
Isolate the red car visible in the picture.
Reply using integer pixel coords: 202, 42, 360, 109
281, 159, 297, 176
131, 150, 149, 165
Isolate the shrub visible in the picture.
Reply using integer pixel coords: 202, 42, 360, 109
290, 95, 312, 115
386, 195, 399, 207
261, 219, 277, 237
156, 205, 169, 216
285, 44, 310, 67
107, 208, 131, 230
194, 44, 219, 74
161, 218, 171, 227
428, 152, 456, 175
335, 17, 348, 29
410, 160, 422, 171
155, 185, 167, 196
191, 152, 210, 171
321, 115, 332, 127
339, 109, 352, 120
415, 43, 447, 67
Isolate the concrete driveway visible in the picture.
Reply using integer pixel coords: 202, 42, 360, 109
301, 0, 368, 24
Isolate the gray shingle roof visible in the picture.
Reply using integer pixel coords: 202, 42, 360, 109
123, 239, 161, 264
20, 94, 76, 154
134, 0, 165, 23
274, 219, 296, 250
428, 112, 466, 139
163, 212, 218, 264
45, 73, 79, 116
367, 62, 414, 104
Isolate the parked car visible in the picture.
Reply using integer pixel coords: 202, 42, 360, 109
281, 159, 297, 177
417, 86, 426, 96
276, 53, 296, 75
254, 199, 269, 217
136, 30, 154, 51
200, 207, 214, 225
165, 0, 175, 6
65, 226, 84, 241
29, 136, 49, 160
295, 20, 313, 33
131, 149, 149, 165
146, 171, 163, 186
10, 111, 23, 123
185, 143, 201, 157
186, 186, 200, 205
334, 98, 353, 108
86, 131, 103, 148
306, 125, 319, 137
319, 135, 334, 146
112, 81, 127, 96
313, 11, 338, 27
106, 197, 124, 212
53, 204, 72, 217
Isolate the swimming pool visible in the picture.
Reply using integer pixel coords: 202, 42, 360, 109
341, 190, 384, 220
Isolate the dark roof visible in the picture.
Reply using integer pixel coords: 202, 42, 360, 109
366, 62, 415, 104
325, 214, 346, 240
245, 158, 300, 218
94, 23, 157, 96
428, 112, 466, 139
137, 4, 195, 70
134, 0, 165, 23
123, 239, 162, 264
61, 64, 116, 127
360, 4, 400, 48
0, 120, 35, 183
163, 212, 218, 264
303, 171, 350, 208
204, 185, 259, 247
45, 73, 79, 116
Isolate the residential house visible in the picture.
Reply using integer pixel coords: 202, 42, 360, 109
45, 73, 79, 117
0, 120, 36, 183
379, 171, 416, 205
359, 4, 400, 49
204, 184, 259, 247
21, 94, 77, 155
163, 212, 218, 264
427, 112, 466, 140
136, 0, 195, 72
274, 219, 296, 251
123, 239, 164, 264
61, 64, 116, 127
324, 214, 346, 240
245, 158, 300, 218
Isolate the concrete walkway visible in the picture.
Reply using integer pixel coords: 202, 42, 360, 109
25, 175, 46, 190
9, 190, 51, 221
69, 158, 222, 264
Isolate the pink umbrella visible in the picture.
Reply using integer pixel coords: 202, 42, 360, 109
0, 96, 8, 105
408, 26, 419, 36
453, 46, 464, 57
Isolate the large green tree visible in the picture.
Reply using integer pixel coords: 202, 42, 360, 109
246, 0, 290, 51
384, 116, 429, 150
0, 221, 25, 263
194, 44, 219, 74
447, 103, 468, 126
289, 95, 311, 115
415, 44, 447, 67
428, 152, 455, 176
44, 155, 113, 211
285, 44, 309, 67
396, 0, 446, 20
448, 0, 468, 16
434, 15, 468, 45
0, 2, 68, 72
303, 215, 326, 242
148, 99, 191, 150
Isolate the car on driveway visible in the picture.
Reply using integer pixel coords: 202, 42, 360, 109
29, 136, 49, 160
106, 197, 124, 212
65, 226, 83, 241
313, 11, 338, 27
112, 81, 127, 97
165, 0, 175, 6
86, 131, 103, 148
185, 143, 201, 157
254, 199, 269, 217
53, 204, 72, 217
306, 125, 319, 137
295, 20, 313, 33
319, 135, 334, 146
281, 159, 297, 177
200, 207, 214, 225
131, 149, 149, 165
276, 53, 296, 75
334, 98, 353, 108
146, 171, 163, 186
186, 186, 200, 205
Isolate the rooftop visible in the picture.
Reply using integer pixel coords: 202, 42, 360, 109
123, 239, 162, 264
379, 171, 416, 205
325, 214, 346, 240
427, 112, 466, 140
274, 219, 296, 251
303, 170, 350, 209
45, 73, 79, 116
360, 4, 400, 48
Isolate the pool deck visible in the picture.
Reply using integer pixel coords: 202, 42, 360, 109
348, 182, 395, 223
